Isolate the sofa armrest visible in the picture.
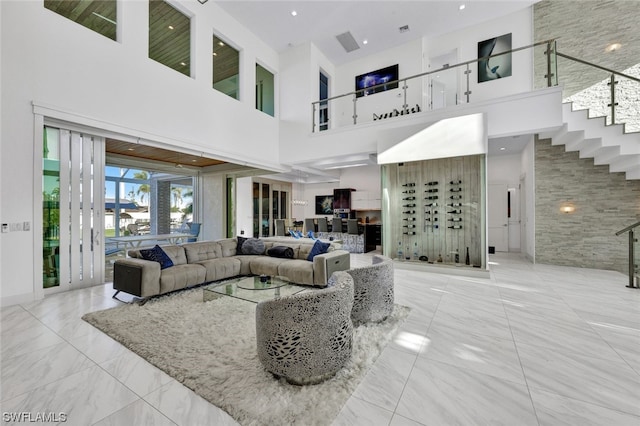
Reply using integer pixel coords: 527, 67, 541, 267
312, 249, 350, 286
113, 258, 161, 297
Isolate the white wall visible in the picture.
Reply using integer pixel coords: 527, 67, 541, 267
425, 7, 533, 104
334, 38, 424, 127
236, 177, 253, 238
1, 1, 280, 304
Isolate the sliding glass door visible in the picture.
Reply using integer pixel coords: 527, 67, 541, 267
42, 126, 105, 293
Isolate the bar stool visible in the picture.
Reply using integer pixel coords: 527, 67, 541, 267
332, 217, 343, 233
347, 219, 359, 235
317, 217, 328, 232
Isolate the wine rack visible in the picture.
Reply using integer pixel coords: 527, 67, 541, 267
383, 156, 484, 269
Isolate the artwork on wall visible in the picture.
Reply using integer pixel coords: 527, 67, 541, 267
477, 33, 512, 82
315, 195, 333, 215
355, 64, 399, 97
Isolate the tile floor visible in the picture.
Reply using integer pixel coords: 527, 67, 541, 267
1, 252, 639, 425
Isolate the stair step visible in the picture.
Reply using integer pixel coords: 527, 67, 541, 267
609, 155, 640, 173
624, 165, 640, 180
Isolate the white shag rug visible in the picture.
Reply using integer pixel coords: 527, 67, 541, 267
82, 288, 409, 426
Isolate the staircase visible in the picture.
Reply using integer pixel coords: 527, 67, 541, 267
540, 102, 640, 180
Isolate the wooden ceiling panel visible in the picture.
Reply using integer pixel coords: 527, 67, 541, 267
106, 139, 226, 168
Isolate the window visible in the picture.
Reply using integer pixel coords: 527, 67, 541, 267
319, 71, 330, 131
149, 0, 191, 77
44, 0, 117, 41
213, 35, 240, 99
256, 64, 274, 116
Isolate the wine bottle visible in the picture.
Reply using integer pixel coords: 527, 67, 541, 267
425, 196, 438, 200
402, 210, 415, 214
402, 204, 416, 207
425, 210, 438, 215
425, 189, 438, 193
448, 209, 461, 214
447, 203, 462, 207
450, 188, 462, 192
450, 180, 462, 184
403, 231, 416, 235
425, 217, 438, 221
397, 242, 403, 260
425, 202, 438, 207
425, 181, 439, 186
450, 195, 462, 200
403, 217, 417, 221
402, 183, 415, 187
448, 225, 462, 229
465, 247, 470, 265
454, 249, 460, 263
449, 217, 462, 222
402, 189, 415, 194
404, 224, 416, 228
402, 196, 416, 200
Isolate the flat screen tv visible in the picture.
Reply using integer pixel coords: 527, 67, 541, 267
355, 64, 399, 98
315, 195, 334, 215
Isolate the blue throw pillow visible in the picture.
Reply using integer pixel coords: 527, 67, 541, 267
307, 240, 330, 261
140, 245, 174, 269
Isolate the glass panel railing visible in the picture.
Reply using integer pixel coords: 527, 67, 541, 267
533, 40, 557, 89
634, 231, 639, 286
616, 221, 640, 288
559, 55, 612, 118
557, 53, 640, 132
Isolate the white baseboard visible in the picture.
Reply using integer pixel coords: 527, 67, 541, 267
1, 291, 37, 308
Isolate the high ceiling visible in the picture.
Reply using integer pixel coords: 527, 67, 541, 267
215, 0, 537, 65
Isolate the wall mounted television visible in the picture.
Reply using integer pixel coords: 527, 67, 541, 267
355, 64, 399, 98
315, 195, 334, 215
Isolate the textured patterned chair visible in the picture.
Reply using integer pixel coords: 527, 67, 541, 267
255, 271, 354, 385
346, 254, 394, 325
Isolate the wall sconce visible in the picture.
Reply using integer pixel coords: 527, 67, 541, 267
561, 205, 575, 214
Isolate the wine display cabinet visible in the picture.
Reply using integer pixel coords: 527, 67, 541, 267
381, 154, 486, 270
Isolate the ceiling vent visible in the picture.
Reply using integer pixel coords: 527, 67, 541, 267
336, 31, 360, 53
399, 25, 410, 33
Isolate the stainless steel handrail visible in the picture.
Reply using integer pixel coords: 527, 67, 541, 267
616, 221, 639, 289
556, 52, 640, 84
615, 220, 640, 236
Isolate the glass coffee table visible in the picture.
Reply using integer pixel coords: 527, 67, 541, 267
202, 275, 307, 304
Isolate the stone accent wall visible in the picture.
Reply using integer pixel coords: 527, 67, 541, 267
535, 137, 640, 273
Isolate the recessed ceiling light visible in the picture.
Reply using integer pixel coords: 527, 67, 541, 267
218, 41, 225, 47
605, 42, 622, 52
291, 10, 297, 16
459, 4, 466, 10
213, 52, 217, 56
363, 39, 368, 45
180, 62, 187, 66
499, 147, 506, 151
168, 25, 174, 30
127, 148, 135, 151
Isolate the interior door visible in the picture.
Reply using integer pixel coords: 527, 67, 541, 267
43, 126, 105, 293
488, 182, 509, 252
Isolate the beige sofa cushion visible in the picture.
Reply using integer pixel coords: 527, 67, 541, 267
159, 264, 206, 294
183, 241, 222, 263
277, 259, 314, 285
249, 256, 289, 277
196, 257, 241, 282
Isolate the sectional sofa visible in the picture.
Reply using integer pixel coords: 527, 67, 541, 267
112, 237, 350, 298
